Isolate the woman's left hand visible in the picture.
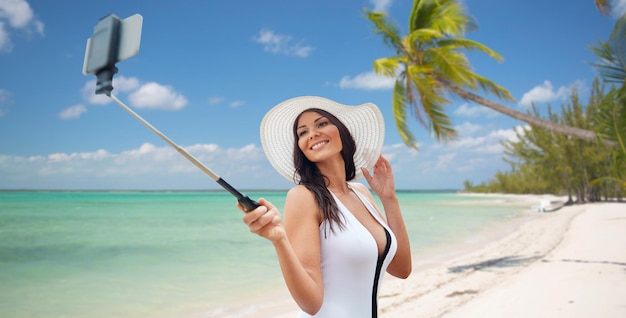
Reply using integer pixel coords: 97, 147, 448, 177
361, 155, 395, 200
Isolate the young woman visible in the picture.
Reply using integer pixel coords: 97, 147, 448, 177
238, 96, 412, 317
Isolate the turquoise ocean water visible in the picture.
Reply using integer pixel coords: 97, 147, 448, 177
0, 190, 529, 317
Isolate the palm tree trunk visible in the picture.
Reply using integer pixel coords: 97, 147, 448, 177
440, 81, 617, 146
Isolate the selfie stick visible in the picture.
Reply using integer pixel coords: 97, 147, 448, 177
107, 94, 260, 211
82, 13, 259, 211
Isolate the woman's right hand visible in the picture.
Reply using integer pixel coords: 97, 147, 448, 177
238, 198, 285, 243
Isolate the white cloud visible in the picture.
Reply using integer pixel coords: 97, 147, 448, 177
338, 71, 394, 90
72, 76, 187, 118
128, 82, 188, 110
369, 0, 392, 12
0, 0, 44, 52
488, 128, 517, 140
253, 28, 313, 58
112, 76, 141, 92
455, 122, 483, 135
207, 96, 224, 105
434, 125, 520, 155
0, 142, 275, 190
518, 81, 568, 107
206, 96, 245, 108
376, 124, 524, 188
0, 0, 36, 28
0, 88, 10, 103
519, 80, 587, 108
454, 103, 499, 118
48, 149, 109, 162
58, 104, 87, 120
229, 100, 245, 108
435, 153, 456, 170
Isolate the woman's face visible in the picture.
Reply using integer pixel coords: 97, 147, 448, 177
296, 111, 342, 163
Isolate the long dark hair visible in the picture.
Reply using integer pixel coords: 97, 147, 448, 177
291, 108, 357, 233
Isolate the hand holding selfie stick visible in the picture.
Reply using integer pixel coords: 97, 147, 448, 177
82, 13, 259, 211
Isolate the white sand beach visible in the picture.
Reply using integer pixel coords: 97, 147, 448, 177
380, 198, 626, 318
233, 195, 626, 318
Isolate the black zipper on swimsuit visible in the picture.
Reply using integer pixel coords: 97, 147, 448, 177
371, 228, 392, 318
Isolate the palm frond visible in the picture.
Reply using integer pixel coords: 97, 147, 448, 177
408, 28, 444, 44
591, 41, 626, 84
610, 14, 626, 76
410, 0, 437, 32
473, 74, 515, 101
420, 98, 458, 142
596, 89, 626, 154
424, 46, 475, 87
437, 38, 504, 62
411, 0, 473, 36
407, 65, 446, 106
407, 67, 457, 141
364, 9, 403, 52
391, 82, 418, 149
373, 57, 403, 78
430, 0, 476, 36
423, 43, 513, 101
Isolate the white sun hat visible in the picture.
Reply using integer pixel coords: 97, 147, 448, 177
260, 96, 385, 184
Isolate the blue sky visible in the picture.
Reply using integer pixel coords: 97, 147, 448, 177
0, 0, 623, 190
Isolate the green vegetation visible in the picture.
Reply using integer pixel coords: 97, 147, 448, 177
463, 80, 623, 202
464, 14, 626, 202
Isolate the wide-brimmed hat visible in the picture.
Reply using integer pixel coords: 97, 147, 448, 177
260, 96, 385, 183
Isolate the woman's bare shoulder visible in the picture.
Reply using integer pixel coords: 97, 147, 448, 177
286, 185, 317, 210
287, 184, 313, 197
285, 185, 320, 224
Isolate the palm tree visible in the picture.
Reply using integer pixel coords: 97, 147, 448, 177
365, 0, 600, 149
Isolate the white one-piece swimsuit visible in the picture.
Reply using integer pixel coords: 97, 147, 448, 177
297, 184, 398, 318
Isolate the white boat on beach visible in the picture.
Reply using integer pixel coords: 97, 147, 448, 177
532, 199, 566, 212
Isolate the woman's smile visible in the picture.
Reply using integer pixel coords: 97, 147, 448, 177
310, 140, 329, 150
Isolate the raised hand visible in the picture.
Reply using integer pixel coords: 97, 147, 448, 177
361, 155, 396, 200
